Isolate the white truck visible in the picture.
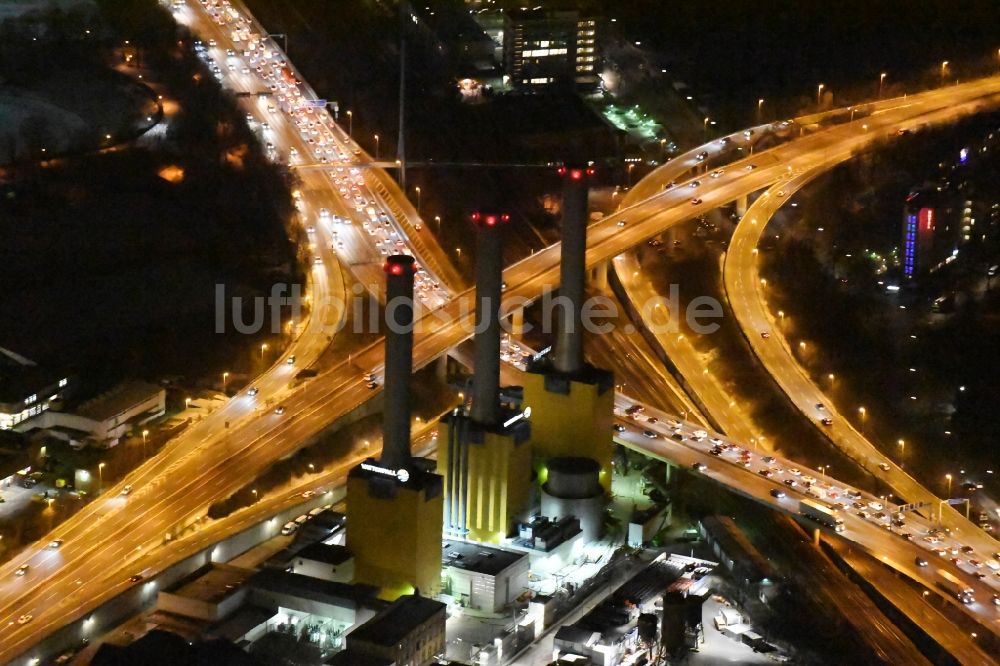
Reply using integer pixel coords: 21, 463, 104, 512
806, 485, 828, 500
800, 499, 845, 532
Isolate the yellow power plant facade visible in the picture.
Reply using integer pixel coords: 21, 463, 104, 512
438, 412, 533, 544
521, 366, 615, 491
346, 461, 443, 600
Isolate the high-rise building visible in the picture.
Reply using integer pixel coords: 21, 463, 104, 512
502, 9, 600, 90
902, 188, 961, 278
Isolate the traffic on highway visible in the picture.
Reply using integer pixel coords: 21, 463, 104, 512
3, 3, 1000, 658
614, 397, 1000, 626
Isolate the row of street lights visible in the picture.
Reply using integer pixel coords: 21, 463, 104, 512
786, 328, 966, 501
812, 57, 979, 109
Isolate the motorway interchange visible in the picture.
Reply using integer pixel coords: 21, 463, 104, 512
615, 398, 1000, 613
2, 0, 1000, 663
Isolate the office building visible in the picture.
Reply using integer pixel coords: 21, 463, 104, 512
29, 380, 165, 448
901, 188, 961, 278
0, 346, 71, 430
503, 9, 600, 90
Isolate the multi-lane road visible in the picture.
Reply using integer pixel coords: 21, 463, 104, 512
3, 4, 1000, 658
615, 398, 998, 663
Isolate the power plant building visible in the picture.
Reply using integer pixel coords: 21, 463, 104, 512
347, 255, 443, 600
522, 166, 614, 493
439, 212, 534, 544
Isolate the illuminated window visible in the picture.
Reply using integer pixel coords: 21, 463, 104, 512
523, 48, 567, 57
25, 394, 37, 405
59, 378, 68, 387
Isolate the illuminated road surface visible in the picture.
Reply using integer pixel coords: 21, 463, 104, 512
2, 50, 1000, 664
616, 397, 998, 663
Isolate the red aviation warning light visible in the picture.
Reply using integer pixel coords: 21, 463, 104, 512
471, 211, 511, 226
557, 164, 596, 180
383, 257, 415, 275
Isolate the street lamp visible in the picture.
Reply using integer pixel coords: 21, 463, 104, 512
222, 371, 229, 392
703, 116, 710, 139
878, 72, 887, 98
252, 489, 258, 503
819, 465, 829, 480
816, 83, 825, 105
945, 473, 952, 497
415, 186, 421, 213
185, 397, 192, 410
940, 61, 949, 83
142, 429, 149, 457
98, 462, 106, 490
858, 406, 867, 433
434, 215, 441, 232
346, 110, 353, 138
757, 98, 764, 122
897, 439, 905, 466
261, 343, 268, 360
374, 133, 380, 159
267, 33, 288, 55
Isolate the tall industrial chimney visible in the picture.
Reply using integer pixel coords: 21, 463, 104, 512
470, 212, 509, 426
381, 254, 416, 469
553, 165, 591, 375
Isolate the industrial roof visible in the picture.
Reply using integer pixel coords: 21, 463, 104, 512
442, 539, 526, 577
250, 570, 379, 610
169, 564, 254, 604
348, 595, 444, 648
296, 543, 352, 566
75, 380, 163, 421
